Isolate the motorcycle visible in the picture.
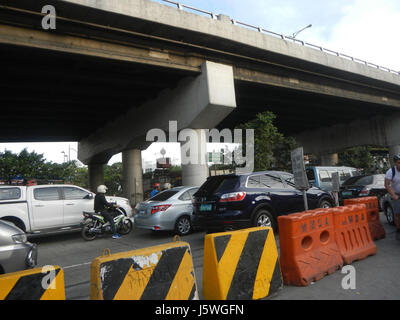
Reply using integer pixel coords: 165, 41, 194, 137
81, 204, 133, 241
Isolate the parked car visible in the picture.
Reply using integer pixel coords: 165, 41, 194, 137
382, 193, 398, 226
306, 166, 361, 192
192, 171, 335, 233
0, 220, 37, 274
340, 174, 387, 208
0, 185, 132, 236
134, 186, 199, 236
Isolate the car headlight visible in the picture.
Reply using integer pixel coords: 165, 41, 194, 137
12, 233, 27, 244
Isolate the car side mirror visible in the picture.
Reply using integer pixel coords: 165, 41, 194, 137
85, 193, 94, 200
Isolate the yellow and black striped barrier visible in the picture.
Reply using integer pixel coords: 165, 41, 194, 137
203, 227, 282, 300
0, 266, 65, 300
90, 241, 199, 300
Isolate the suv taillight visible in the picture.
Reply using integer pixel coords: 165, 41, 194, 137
151, 204, 171, 214
220, 192, 246, 203
360, 187, 370, 196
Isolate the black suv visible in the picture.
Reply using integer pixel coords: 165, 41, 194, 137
192, 171, 334, 233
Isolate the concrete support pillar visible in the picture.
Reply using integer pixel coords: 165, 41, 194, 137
389, 145, 400, 166
320, 153, 339, 166
181, 129, 209, 186
88, 163, 104, 193
122, 149, 143, 207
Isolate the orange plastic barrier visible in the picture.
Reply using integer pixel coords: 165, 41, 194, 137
332, 205, 377, 264
344, 197, 385, 240
278, 209, 343, 286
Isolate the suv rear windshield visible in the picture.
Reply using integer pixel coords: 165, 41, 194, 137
342, 175, 373, 186
196, 176, 240, 196
150, 190, 178, 201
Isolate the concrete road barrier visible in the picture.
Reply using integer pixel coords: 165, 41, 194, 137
203, 227, 282, 300
90, 241, 199, 300
0, 266, 65, 300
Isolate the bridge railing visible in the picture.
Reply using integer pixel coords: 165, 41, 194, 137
159, 0, 400, 76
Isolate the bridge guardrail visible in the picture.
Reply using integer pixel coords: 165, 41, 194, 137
160, 0, 400, 76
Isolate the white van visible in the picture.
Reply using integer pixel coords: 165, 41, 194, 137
305, 166, 361, 192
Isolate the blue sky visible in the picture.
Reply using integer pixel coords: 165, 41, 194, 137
2, 0, 400, 165
154, 0, 349, 39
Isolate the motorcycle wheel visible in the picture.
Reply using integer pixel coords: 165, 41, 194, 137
118, 219, 133, 235
81, 221, 97, 241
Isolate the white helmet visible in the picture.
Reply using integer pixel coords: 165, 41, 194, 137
97, 185, 108, 193
163, 183, 171, 190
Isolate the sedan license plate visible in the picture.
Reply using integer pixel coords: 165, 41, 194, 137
342, 191, 353, 196
200, 204, 212, 212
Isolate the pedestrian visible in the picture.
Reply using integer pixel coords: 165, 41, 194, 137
384, 154, 400, 234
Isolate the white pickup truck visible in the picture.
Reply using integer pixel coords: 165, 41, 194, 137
0, 185, 132, 236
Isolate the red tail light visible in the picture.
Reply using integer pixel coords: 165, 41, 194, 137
220, 192, 246, 203
151, 204, 172, 214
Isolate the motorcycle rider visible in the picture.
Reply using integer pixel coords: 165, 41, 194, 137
94, 185, 121, 239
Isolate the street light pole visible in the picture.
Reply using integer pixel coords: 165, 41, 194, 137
291, 24, 312, 38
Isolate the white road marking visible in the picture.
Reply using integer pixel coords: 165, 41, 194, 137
63, 262, 92, 269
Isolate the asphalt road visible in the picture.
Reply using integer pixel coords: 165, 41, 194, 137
31, 212, 400, 300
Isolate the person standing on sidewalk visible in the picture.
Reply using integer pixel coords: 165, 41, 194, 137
384, 154, 400, 235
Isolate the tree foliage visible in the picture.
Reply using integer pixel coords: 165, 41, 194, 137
337, 147, 375, 172
104, 163, 123, 196
236, 111, 298, 172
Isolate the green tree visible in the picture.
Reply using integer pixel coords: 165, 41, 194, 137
0, 149, 47, 180
338, 147, 374, 172
104, 162, 123, 196
236, 111, 298, 172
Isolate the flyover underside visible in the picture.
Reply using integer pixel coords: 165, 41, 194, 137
2, 0, 400, 147
219, 81, 399, 136
2, 41, 400, 145
0, 43, 197, 142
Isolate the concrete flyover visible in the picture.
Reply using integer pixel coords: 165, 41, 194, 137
1, 0, 400, 203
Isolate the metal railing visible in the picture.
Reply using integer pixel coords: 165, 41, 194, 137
159, 0, 400, 76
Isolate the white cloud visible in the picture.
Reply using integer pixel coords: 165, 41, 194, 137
304, 0, 400, 71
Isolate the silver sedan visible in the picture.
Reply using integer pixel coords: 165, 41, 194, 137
0, 220, 37, 274
134, 186, 199, 236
